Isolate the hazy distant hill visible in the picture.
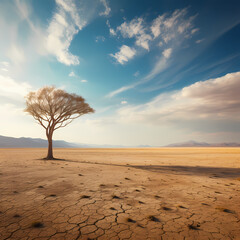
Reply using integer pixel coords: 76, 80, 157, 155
0, 135, 81, 148
0, 135, 142, 148
165, 140, 240, 147
1, 135, 239, 148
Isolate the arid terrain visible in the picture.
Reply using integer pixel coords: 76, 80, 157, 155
0, 148, 239, 240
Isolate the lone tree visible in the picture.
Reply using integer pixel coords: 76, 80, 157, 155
24, 86, 94, 159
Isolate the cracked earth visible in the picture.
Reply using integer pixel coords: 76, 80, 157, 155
0, 148, 239, 240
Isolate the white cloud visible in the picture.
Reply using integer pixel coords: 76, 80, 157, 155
133, 71, 140, 77
16, 0, 32, 20
107, 8, 199, 97
99, 0, 111, 16
95, 36, 105, 42
162, 48, 172, 59
0, 61, 10, 67
117, 71, 240, 125
117, 18, 144, 38
135, 33, 152, 50
110, 45, 136, 64
110, 28, 116, 36
163, 8, 187, 29
69, 72, 87, 82
44, 0, 112, 65
0, 103, 24, 116
7, 45, 25, 65
107, 49, 172, 98
153, 8, 196, 44
121, 100, 127, 104
117, 18, 152, 50
191, 28, 199, 34
1, 68, 8, 72
151, 15, 165, 38
2, 0, 112, 67
0, 74, 32, 100
106, 20, 116, 36
15, 0, 35, 31
69, 71, 76, 77
196, 39, 204, 44
45, 0, 88, 66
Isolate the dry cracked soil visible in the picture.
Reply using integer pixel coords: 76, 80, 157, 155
0, 148, 239, 240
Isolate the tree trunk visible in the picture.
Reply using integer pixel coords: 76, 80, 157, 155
46, 134, 54, 159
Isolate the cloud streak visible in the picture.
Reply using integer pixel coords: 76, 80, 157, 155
117, 71, 240, 125
108, 7, 198, 96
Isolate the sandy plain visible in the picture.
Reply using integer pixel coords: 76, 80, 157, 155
0, 148, 239, 240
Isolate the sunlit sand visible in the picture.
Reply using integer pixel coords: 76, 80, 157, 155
0, 148, 239, 239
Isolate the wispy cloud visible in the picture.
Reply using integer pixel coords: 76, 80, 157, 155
117, 18, 152, 50
106, 20, 116, 36
162, 48, 172, 59
196, 39, 204, 44
109, 28, 116, 36
0, 61, 10, 72
11, 0, 111, 66
106, 85, 135, 98
69, 71, 76, 77
151, 15, 165, 38
81, 79, 88, 83
0, 74, 32, 100
7, 45, 25, 66
117, 71, 240, 126
108, 8, 198, 97
99, 0, 111, 16
110, 45, 136, 64
68, 71, 88, 82
0, 61, 10, 67
45, 0, 87, 65
133, 71, 140, 77
95, 35, 105, 42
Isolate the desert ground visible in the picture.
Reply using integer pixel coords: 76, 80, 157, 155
0, 148, 239, 240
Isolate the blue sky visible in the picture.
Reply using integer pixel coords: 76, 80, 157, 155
0, 0, 240, 146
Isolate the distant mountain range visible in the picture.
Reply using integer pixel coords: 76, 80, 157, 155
165, 140, 240, 147
0, 135, 150, 148
0, 135, 239, 148
0, 135, 80, 148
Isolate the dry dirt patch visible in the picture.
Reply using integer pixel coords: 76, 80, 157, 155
0, 148, 239, 239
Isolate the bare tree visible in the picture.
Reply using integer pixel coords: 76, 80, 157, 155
24, 86, 95, 159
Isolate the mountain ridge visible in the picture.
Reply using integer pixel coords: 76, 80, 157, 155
165, 140, 240, 147
0, 135, 240, 148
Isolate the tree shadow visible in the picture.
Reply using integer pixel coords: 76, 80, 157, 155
37, 158, 79, 163
35, 158, 240, 179
131, 165, 240, 179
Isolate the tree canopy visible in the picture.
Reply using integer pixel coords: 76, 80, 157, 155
24, 86, 95, 159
